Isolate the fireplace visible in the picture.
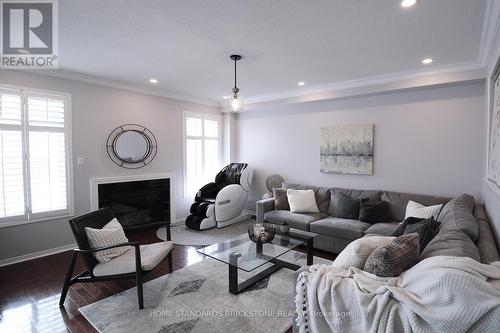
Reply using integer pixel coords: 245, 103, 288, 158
90, 174, 174, 232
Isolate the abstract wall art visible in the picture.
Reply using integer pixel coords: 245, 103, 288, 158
320, 124, 374, 175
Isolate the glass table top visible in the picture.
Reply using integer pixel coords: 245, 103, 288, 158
197, 232, 307, 272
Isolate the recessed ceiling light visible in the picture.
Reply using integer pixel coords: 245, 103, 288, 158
401, 0, 418, 8
149, 78, 158, 84
422, 58, 433, 64
223, 96, 230, 99
297, 81, 305, 86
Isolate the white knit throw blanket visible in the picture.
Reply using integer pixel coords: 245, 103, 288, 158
295, 256, 500, 333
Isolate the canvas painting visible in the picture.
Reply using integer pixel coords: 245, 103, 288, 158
488, 67, 500, 186
320, 124, 374, 175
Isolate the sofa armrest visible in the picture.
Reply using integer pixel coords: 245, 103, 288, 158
256, 197, 275, 223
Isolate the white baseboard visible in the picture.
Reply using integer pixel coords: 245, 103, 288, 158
0, 243, 77, 268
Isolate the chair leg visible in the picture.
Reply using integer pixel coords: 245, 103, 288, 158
167, 251, 173, 273
136, 271, 144, 309
59, 252, 77, 307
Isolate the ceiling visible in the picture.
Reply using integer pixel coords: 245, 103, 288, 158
55, 0, 488, 104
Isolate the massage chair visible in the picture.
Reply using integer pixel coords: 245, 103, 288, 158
185, 163, 253, 230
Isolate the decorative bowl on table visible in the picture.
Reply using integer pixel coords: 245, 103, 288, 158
248, 224, 276, 244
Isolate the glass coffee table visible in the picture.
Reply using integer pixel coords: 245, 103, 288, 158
197, 229, 317, 295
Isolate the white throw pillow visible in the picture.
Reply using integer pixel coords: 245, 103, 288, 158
404, 200, 443, 220
287, 189, 319, 213
85, 218, 130, 263
332, 236, 395, 269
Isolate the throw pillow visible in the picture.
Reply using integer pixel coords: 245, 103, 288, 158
359, 200, 391, 223
403, 217, 440, 253
334, 192, 366, 220
393, 216, 425, 236
404, 200, 443, 220
273, 188, 290, 210
332, 236, 395, 269
363, 233, 420, 277
287, 189, 319, 213
85, 218, 130, 263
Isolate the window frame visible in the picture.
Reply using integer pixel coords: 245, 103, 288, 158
182, 111, 222, 198
0, 84, 74, 228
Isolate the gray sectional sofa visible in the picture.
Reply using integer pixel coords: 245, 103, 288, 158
257, 183, 500, 263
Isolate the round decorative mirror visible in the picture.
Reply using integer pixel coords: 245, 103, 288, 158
106, 124, 157, 169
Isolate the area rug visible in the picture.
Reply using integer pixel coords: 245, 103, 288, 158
156, 219, 256, 246
79, 251, 331, 333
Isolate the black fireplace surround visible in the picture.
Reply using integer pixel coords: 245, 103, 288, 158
97, 178, 170, 232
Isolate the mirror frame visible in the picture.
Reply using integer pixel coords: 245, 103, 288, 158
106, 124, 158, 169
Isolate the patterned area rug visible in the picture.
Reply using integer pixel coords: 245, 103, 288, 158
156, 219, 256, 246
79, 251, 331, 333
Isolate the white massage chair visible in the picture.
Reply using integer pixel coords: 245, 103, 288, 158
185, 163, 253, 230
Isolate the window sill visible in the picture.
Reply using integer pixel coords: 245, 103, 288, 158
0, 213, 74, 228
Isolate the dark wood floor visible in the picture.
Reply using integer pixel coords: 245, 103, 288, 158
0, 229, 336, 333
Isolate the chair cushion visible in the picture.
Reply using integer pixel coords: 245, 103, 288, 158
264, 210, 327, 231
381, 191, 450, 222
283, 183, 331, 213
93, 241, 174, 276
364, 222, 400, 236
85, 218, 130, 263
310, 217, 371, 240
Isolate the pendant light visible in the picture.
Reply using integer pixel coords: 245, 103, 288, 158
229, 54, 243, 112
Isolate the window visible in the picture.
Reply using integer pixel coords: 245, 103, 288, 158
0, 87, 72, 226
183, 112, 221, 197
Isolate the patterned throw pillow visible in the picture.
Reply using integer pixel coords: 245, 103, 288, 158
334, 192, 366, 220
273, 188, 290, 210
85, 218, 130, 263
363, 233, 420, 277
404, 200, 443, 220
403, 217, 440, 253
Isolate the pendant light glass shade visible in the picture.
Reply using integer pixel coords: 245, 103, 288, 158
229, 89, 243, 112
228, 54, 243, 112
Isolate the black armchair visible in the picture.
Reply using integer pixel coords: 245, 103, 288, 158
59, 208, 173, 309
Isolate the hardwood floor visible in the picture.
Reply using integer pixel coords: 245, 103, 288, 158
0, 229, 335, 333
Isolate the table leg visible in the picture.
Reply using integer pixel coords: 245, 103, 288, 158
229, 252, 241, 294
306, 238, 313, 266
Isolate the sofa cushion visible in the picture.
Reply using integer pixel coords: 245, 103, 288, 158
264, 210, 327, 231
419, 229, 480, 262
402, 217, 440, 253
364, 222, 400, 236
310, 217, 371, 240
329, 187, 381, 216
273, 188, 289, 210
438, 194, 478, 242
381, 191, 450, 222
283, 183, 331, 213
474, 205, 500, 263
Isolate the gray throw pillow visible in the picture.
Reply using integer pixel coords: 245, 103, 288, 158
363, 233, 420, 277
273, 188, 289, 210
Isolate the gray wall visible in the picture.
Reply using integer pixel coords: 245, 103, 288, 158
0, 70, 220, 261
235, 82, 486, 208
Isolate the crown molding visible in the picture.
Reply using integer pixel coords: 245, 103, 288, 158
240, 60, 486, 108
23, 69, 220, 107
479, 0, 500, 70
